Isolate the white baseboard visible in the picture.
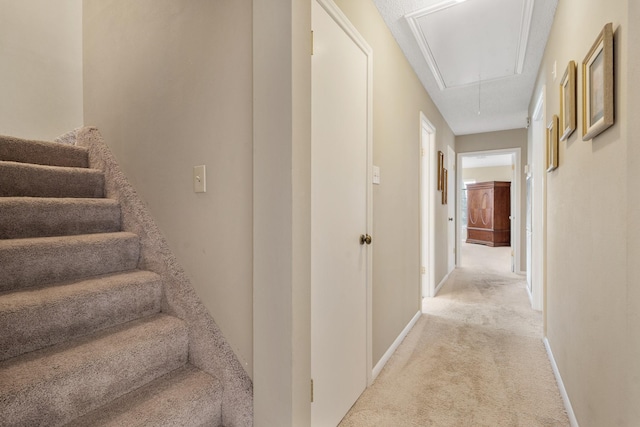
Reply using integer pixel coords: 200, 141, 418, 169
544, 338, 579, 427
526, 283, 533, 306
372, 310, 421, 380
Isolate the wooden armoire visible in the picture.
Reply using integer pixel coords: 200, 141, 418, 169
466, 181, 511, 247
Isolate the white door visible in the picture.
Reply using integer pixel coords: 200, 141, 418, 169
447, 146, 456, 272
311, 1, 370, 426
526, 175, 532, 291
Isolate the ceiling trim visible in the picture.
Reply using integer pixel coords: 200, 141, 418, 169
404, 0, 536, 91
516, 0, 535, 74
404, 0, 460, 90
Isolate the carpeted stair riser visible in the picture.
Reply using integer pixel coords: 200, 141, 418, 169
0, 232, 140, 291
0, 161, 104, 198
0, 314, 189, 427
66, 365, 223, 427
0, 134, 88, 168
0, 270, 163, 361
0, 197, 121, 239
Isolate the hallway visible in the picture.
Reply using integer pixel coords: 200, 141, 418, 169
339, 244, 569, 426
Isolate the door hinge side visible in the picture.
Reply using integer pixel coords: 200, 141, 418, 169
311, 379, 314, 402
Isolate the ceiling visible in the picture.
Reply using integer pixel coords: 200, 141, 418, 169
371, 0, 558, 135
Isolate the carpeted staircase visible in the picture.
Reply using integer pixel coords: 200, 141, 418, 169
0, 132, 249, 426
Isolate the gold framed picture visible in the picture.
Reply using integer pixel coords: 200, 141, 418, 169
442, 168, 448, 204
547, 115, 559, 172
437, 151, 444, 191
582, 22, 614, 141
559, 60, 576, 141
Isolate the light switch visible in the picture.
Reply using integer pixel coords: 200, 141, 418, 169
372, 165, 381, 185
193, 165, 206, 193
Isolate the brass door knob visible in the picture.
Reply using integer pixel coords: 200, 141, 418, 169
359, 234, 372, 245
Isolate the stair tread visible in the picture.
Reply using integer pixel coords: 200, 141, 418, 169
0, 230, 136, 246
0, 197, 121, 239
0, 160, 101, 174
0, 270, 162, 361
0, 314, 189, 427
66, 365, 223, 427
0, 195, 117, 205
0, 134, 88, 168
0, 231, 140, 291
0, 160, 104, 198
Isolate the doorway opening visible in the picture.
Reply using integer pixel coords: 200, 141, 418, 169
456, 148, 522, 274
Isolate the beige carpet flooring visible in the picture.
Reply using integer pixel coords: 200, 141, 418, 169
339, 243, 569, 427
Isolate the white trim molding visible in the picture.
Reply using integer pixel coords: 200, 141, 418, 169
372, 311, 421, 380
544, 338, 579, 427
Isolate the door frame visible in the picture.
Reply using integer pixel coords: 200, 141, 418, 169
447, 145, 456, 273
456, 148, 522, 273
420, 112, 436, 298
314, 0, 373, 386
530, 89, 545, 313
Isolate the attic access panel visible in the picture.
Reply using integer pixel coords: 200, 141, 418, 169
406, 0, 534, 89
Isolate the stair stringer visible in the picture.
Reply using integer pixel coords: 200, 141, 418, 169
75, 126, 252, 427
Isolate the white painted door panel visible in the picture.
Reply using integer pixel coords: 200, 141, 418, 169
311, 1, 369, 426
447, 146, 456, 272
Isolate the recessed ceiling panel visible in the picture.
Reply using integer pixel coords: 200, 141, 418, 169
406, 0, 534, 89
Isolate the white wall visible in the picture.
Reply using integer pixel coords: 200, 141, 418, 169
462, 166, 513, 183
0, 0, 83, 140
334, 0, 456, 366
530, 0, 634, 424
83, 0, 254, 377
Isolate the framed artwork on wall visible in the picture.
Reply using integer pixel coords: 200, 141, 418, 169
437, 150, 444, 191
559, 60, 576, 141
442, 168, 448, 204
547, 115, 559, 172
582, 22, 614, 141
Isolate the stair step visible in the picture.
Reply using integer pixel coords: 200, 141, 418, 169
0, 232, 140, 291
0, 197, 121, 239
0, 134, 88, 168
0, 314, 189, 427
66, 365, 223, 427
0, 161, 104, 198
0, 270, 162, 361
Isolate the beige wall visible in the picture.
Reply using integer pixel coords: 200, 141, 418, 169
530, 0, 633, 425
627, 2, 640, 423
83, 0, 254, 377
0, 0, 83, 140
462, 166, 513, 183
253, 0, 312, 424
456, 129, 527, 270
334, 0, 456, 366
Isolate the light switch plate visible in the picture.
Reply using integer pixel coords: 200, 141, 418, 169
193, 165, 206, 193
372, 165, 381, 185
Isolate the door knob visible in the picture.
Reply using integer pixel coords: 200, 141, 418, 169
448, 217, 453, 221
359, 234, 372, 245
